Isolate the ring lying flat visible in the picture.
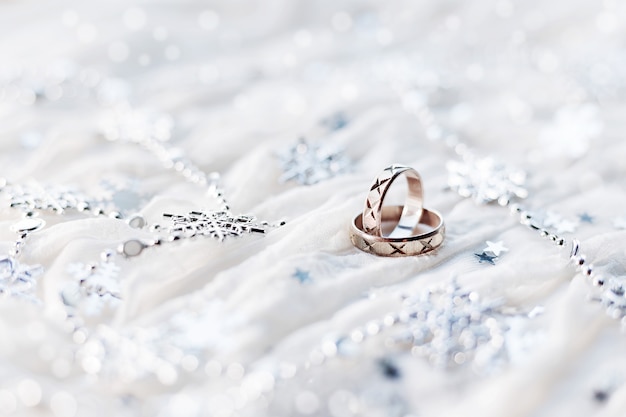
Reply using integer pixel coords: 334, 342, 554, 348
362, 164, 423, 237
351, 205, 445, 257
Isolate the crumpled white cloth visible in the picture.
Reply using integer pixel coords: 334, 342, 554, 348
1, 0, 626, 416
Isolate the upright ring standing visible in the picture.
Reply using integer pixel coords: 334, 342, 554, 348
362, 164, 423, 237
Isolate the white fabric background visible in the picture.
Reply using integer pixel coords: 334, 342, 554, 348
1, 0, 626, 416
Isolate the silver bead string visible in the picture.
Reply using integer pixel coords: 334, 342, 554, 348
100, 104, 229, 210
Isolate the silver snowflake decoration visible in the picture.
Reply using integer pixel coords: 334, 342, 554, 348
62, 253, 122, 316
163, 210, 275, 241
3, 182, 95, 214
0, 256, 43, 304
447, 155, 528, 205
392, 281, 508, 370
278, 138, 352, 185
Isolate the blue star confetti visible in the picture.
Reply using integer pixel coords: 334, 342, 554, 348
579, 213, 594, 224
474, 252, 497, 265
293, 269, 312, 284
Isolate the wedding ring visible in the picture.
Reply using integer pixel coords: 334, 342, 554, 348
362, 164, 423, 237
350, 205, 445, 257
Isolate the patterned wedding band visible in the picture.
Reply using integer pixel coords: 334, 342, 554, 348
351, 205, 445, 257
363, 164, 423, 237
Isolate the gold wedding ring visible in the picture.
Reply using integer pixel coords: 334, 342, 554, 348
351, 165, 445, 257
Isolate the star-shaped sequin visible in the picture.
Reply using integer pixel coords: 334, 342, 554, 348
278, 138, 352, 186
293, 269, 312, 284
475, 252, 497, 265
579, 213, 594, 224
484, 241, 509, 257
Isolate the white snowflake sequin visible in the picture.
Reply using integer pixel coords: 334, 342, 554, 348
4, 182, 95, 214
447, 155, 528, 205
0, 256, 43, 303
62, 256, 122, 316
392, 281, 508, 370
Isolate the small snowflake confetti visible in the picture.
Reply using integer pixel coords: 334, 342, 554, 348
613, 216, 626, 230
3, 182, 95, 214
278, 138, 352, 186
541, 211, 579, 234
554, 219, 578, 234
392, 281, 508, 370
62, 252, 122, 316
0, 256, 43, 303
447, 155, 528, 205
